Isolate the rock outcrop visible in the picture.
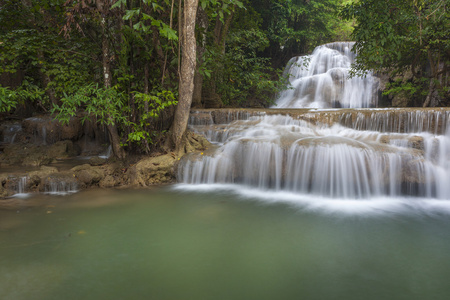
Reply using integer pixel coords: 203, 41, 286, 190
0, 130, 211, 198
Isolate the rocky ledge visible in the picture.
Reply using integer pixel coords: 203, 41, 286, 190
0, 131, 210, 199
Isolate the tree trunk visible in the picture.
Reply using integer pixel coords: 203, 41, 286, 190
203, 6, 235, 108
97, 0, 126, 159
192, 6, 208, 108
144, 63, 149, 113
423, 79, 440, 107
37, 51, 57, 107
423, 50, 442, 108
169, 0, 199, 150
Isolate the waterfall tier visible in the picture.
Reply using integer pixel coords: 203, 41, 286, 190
274, 42, 379, 108
180, 108, 450, 199
179, 41, 447, 200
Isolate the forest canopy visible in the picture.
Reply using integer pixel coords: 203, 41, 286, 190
341, 0, 450, 107
10, 0, 445, 156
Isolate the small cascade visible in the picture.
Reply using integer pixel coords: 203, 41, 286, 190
188, 110, 256, 144
274, 42, 379, 108
99, 145, 112, 159
11, 176, 30, 198
17, 176, 27, 194
339, 109, 450, 134
23, 117, 49, 145
180, 109, 450, 200
42, 126, 47, 145
1, 124, 22, 144
42, 174, 78, 195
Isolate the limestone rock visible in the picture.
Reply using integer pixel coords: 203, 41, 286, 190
29, 166, 59, 178
88, 156, 107, 166
99, 175, 116, 188
129, 154, 177, 186
71, 164, 105, 186
22, 153, 52, 167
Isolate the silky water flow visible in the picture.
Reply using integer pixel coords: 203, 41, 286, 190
179, 42, 450, 202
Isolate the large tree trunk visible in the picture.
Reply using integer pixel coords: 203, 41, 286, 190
169, 0, 199, 150
97, 0, 126, 159
192, 6, 208, 108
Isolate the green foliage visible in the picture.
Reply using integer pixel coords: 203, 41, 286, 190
124, 90, 177, 149
51, 83, 177, 150
239, 0, 347, 67
200, 0, 245, 22
0, 86, 19, 113
0, 0, 367, 154
0, 83, 47, 113
340, 0, 450, 104
113, 0, 178, 41
51, 83, 127, 125
208, 0, 352, 107
207, 29, 285, 106
0, 27, 97, 107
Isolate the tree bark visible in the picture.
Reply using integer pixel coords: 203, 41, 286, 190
97, 0, 126, 159
37, 51, 57, 107
169, 0, 199, 150
192, 6, 208, 108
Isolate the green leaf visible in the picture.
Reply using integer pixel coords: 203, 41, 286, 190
111, 0, 126, 9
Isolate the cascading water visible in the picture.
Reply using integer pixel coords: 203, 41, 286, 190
178, 42, 450, 202
11, 176, 30, 198
180, 109, 450, 199
274, 42, 378, 108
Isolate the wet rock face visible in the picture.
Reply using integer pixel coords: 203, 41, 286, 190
0, 141, 79, 167
22, 116, 82, 145
0, 123, 22, 144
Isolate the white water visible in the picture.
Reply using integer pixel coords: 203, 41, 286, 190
99, 145, 112, 159
11, 176, 31, 198
180, 112, 450, 200
44, 180, 78, 196
179, 42, 450, 202
274, 42, 378, 108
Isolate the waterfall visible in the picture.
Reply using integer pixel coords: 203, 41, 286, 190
11, 176, 30, 198
18, 176, 27, 194
99, 145, 112, 159
180, 111, 450, 199
178, 41, 449, 201
1, 124, 22, 144
274, 42, 378, 108
45, 180, 78, 195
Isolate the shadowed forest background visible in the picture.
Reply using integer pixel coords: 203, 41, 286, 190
1, 0, 448, 157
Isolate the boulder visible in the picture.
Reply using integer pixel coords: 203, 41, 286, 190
22, 152, 52, 167
71, 164, 105, 186
129, 154, 177, 186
